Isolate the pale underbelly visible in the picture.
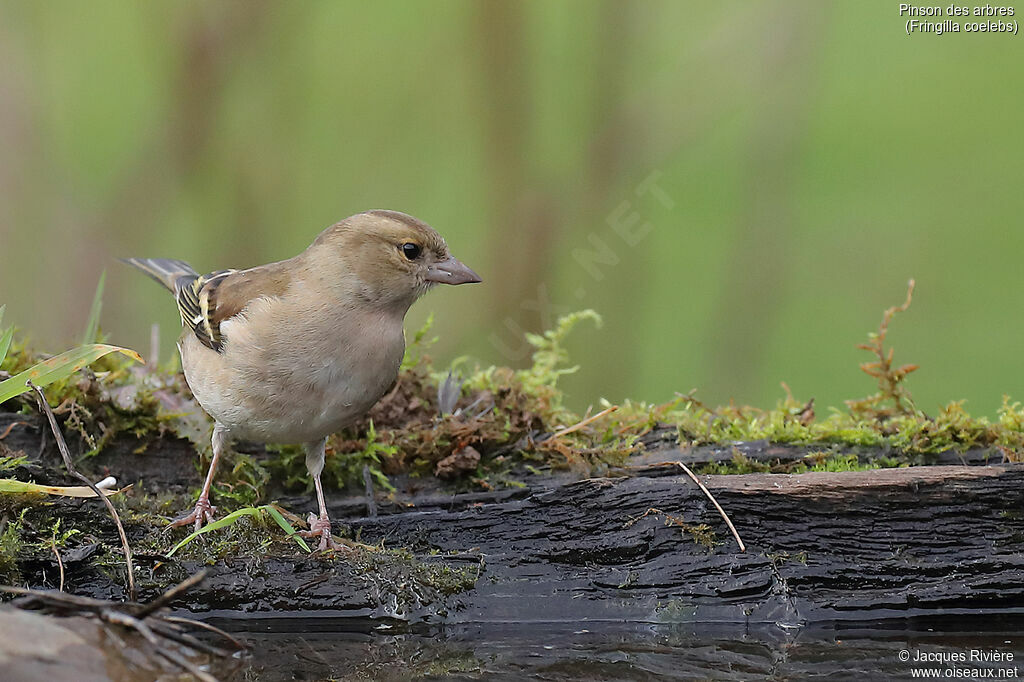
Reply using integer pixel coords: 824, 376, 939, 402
186, 369, 390, 444
179, 335, 400, 445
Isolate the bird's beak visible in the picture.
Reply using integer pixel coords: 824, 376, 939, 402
425, 255, 482, 285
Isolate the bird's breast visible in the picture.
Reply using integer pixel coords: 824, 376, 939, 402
179, 297, 406, 444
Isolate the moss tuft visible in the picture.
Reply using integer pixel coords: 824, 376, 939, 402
0, 511, 25, 584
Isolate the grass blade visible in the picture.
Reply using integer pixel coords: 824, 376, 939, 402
0, 305, 12, 365
166, 507, 264, 557
0, 477, 126, 498
166, 504, 313, 557
266, 504, 312, 553
0, 343, 144, 404
0, 328, 12, 366
81, 271, 106, 345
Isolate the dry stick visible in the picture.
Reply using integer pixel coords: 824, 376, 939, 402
148, 620, 233, 658
162, 615, 246, 651
133, 569, 207, 620
0, 584, 108, 609
27, 382, 137, 599
103, 609, 218, 682
1, 572, 240, 648
1, 572, 244, 678
50, 537, 65, 592
671, 460, 746, 552
543, 405, 619, 442
0, 420, 28, 440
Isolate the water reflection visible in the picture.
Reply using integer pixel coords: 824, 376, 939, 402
211, 618, 1024, 681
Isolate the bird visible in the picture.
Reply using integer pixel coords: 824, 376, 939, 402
123, 210, 481, 550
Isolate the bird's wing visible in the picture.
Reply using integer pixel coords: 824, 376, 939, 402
174, 270, 236, 351
176, 261, 293, 352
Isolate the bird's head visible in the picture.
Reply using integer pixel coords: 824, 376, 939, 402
309, 210, 482, 310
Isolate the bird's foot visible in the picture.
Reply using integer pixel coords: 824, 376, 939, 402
300, 512, 340, 552
168, 496, 217, 533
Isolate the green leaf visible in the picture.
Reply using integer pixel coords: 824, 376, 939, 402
81, 271, 106, 345
0, 343, 144, 404
166, 504, 312, 557
0, 478, 125, 498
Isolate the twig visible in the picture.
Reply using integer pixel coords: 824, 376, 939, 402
0, 420, 28, 440
50, 536, 65, 592
148, 619, 233, 658
162, 615, 246, 651
543, 405, 619, 442
133, 569, 207, 619
27, 381, 136, 599
452, 393, 487, 419
623, 507, 665, 529
670, 460, 746, 552
1, 570, 244, 679
0, 585, 108, 609
103, 610, 218, 682
381, 376, 402, 404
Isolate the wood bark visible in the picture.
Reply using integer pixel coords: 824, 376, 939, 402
3, 412, 1023, 626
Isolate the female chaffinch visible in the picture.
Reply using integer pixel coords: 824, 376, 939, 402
124, 210, 481, 550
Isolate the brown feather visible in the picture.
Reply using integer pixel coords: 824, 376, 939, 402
206, 260, 294, 330
172, 260, 294, 352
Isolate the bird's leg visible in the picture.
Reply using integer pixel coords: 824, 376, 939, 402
306, 473, 337, 551
298, 438, 339, 551
170, 423, 229, 532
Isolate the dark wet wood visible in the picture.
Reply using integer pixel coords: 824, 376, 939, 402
341, 462, 1024, 626
3, 412, 1024, 627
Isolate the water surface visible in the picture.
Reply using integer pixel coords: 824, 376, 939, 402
209, 617, 1024, 681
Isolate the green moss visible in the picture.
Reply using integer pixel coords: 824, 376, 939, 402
4, 286, 1023, 605
699, 451, 771, 475
352, 546, 479, 606
0, 455, 28, 474
213, 451, 271, 507
655, 599, 698, 622
0, 510, 25, 584
666, 393, 1023, 464
6, 299, 1024, 505
790, 452, 897, 473
514, 309, 602, 420
165, 514, 275, 564
0, 493, 44, 517
29, 517, 81, 552
626, 507, 719, 550
767, 550, 808, 566
2, 288, 1022, 566
331, 421, 398, 492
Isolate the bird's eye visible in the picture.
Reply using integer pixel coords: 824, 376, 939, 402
401, 243, 422, 261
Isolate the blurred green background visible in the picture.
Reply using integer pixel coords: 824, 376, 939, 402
1, 1, 1021, 416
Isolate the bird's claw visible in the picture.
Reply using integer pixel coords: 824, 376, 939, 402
168, 496, 217, 532
300, 512, 340, 552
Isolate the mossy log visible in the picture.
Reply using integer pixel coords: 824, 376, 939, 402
339, 460, 1024, 625
2, 412, 1023, 626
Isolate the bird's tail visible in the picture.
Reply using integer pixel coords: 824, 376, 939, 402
120, 258, 198, 293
